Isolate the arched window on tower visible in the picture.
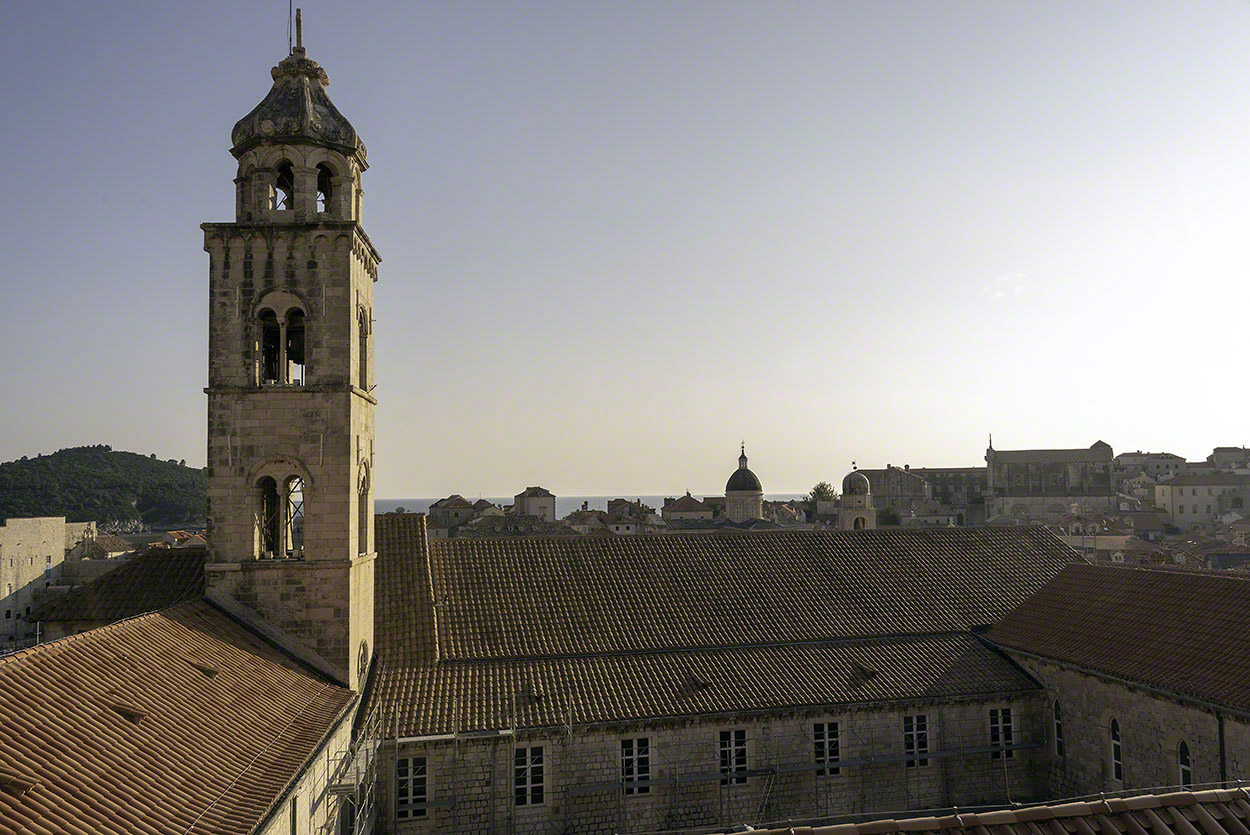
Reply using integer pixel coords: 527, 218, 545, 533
259, 309, 281, 384
258, 476, 281, 558
358, 307, 369, 390
274, 161, 295, 211
853, 516, 866, 530
316, 164, 334, 214
358, 464, 371, 555
286, 307, 306, 385
285, 476, 305, 558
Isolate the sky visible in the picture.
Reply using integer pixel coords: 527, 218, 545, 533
2, 1, 1249, 497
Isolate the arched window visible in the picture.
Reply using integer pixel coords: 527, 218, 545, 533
258, 476, 281, 557
285, 476, 305, 558
316, 164, 334, 213
274, 161, 295, 211
1178, 740, 1192, 788
1109, 718, 1123, 782
1053, 700, 1064, 758
259, 309, 281, 384
257, 305, 306, 385
358, 464, 371, 555
853, 516, 865, 530
357, 306, 370, 390
286, 307, 306, 385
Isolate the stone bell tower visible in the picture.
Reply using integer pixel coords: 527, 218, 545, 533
202, 15, 379, 690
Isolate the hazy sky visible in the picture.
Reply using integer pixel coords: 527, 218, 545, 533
2, 1, 1249, 496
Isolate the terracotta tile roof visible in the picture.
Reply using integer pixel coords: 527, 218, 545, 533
431, 494, 474, 510
516, 486, 555, 498
30, 546, 206, 623
992, 442, 1113, 464
986, 563, 1250, 711
374, 513, 438, 668
427, 527, 1077, 661
1158, 473, 1250, 487
372, 632, 1038, 734
706, 788, 1250, 835
664, 493, 710, 512
0, 599, 355, 835
455, 515, 577, 538
93, 533, 135, 552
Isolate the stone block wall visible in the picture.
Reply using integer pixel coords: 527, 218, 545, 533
206, 556, 374, 688
376, 694, 1044, 834
1002, 652, 1250, 797
0, 516, 67, 647
255, 700, 359, 835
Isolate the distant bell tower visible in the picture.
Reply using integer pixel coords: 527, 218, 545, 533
202, 14, 379, 690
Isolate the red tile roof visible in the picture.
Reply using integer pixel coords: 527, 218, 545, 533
30, 545, 206, 623
371, 632, 1038, 735
0, 599, 355, 835
370, 521, 1071, 734
706, 788, 1250, 835
427, 527, 1077, 660
986, 563, 1250, 711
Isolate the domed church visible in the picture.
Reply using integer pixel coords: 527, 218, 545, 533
725, 444, 764, 522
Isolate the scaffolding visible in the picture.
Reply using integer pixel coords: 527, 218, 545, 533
316, 697, 385, 834
384, 701, 1046, 834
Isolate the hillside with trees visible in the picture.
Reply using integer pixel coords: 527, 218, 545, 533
0, 445, 206, 529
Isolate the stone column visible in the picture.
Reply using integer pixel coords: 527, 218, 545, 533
252, 168, 275, 219
331, 174, 352, 219
293, 166, 319, 220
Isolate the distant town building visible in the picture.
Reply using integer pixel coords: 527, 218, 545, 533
853, 465, 929, 513
838, 470, 877, 530
984, 439, 1116, 521
662, 492, 714, 521
0, 516, 71, 647
1208, 446, 1250, 471
1115, 450, 1187, 482
724, 445, 764, 522
427, 494, 476, 527
511, 486, 556, 520
1155, 473, 1250, 530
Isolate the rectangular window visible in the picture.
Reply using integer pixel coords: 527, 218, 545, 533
814, 721, 840, 776
514, 746, 544, 806
903, 714, 929, 768
990, 707, 1014, 759
397, 756, 428, 819
621, 737, 650, 796
719, 729, 747, 785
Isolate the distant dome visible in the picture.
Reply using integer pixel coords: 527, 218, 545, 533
843, 471, 871, 496
726, 467, 762, 493
726, 445, 763, 493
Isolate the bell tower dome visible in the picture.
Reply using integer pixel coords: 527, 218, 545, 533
202, 14, 380, 690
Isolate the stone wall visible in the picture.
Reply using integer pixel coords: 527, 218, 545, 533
0, 517, 67, 647
254, 699, 360, 835
1002, 652, 1250, 798
377, 695, 1044, 834
206, 555, 375, 688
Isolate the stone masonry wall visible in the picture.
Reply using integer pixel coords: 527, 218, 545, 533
1003, 652, 1250, 798
0, 517, 67, 647
205, 557, 373, 686
376, 694, 1044, 834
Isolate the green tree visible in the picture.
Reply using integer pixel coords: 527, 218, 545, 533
802, 481, 837, 517
879, 506, 902, 526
